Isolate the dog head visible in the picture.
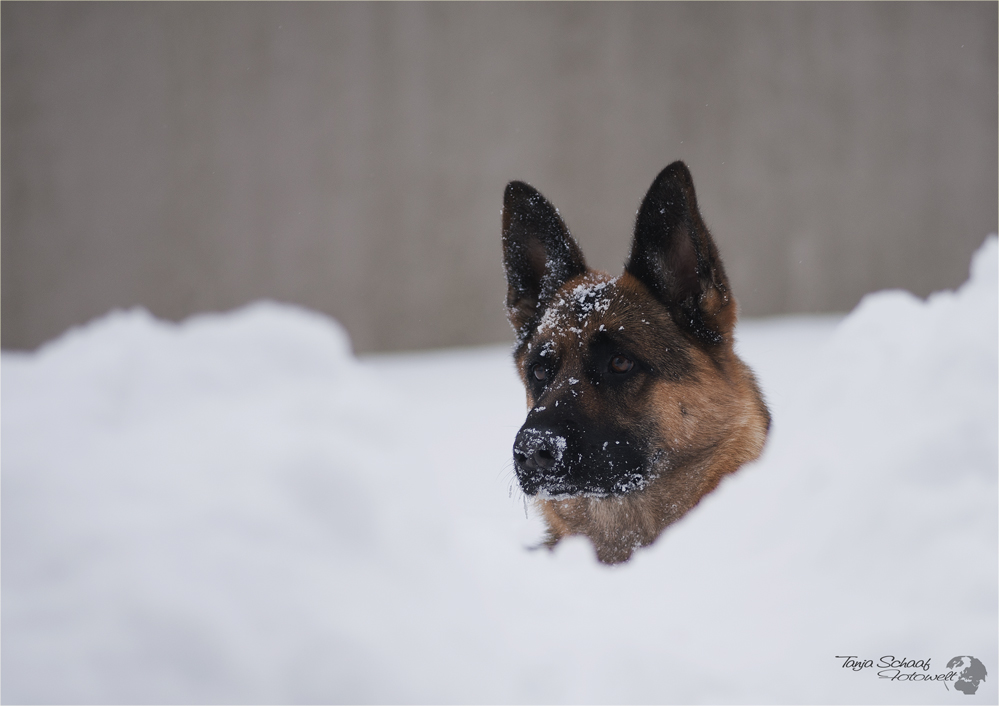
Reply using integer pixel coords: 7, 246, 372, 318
502, 162, 770, 563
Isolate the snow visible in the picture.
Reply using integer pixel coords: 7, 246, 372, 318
536, 273, 616, 339
3, 237, 997, 704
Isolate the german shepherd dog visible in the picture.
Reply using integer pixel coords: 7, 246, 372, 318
502, 161, 770, 564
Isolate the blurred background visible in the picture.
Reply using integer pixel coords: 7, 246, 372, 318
3, 1, 996, 354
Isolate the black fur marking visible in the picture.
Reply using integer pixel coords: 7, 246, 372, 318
626, 161, 730, 346
513, 401, 652, 498
585, 314, 692, 384
523, 349, 562, 399
502, 181, 587, 345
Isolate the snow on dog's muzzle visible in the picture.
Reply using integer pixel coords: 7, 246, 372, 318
512, 426, 568, 495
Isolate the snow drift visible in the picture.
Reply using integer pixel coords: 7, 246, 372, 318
3, 237, 996, 704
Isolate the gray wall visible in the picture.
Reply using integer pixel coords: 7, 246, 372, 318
3, 2, 996, 353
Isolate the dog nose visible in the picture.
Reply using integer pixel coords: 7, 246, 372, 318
513, 426, 569, 491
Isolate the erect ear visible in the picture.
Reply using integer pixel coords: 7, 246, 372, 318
625, 161, 734, 345
502, 181, 587, 341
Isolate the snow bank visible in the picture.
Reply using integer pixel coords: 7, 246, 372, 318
3, 239, 996, 704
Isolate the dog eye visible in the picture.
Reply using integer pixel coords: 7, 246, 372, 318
531, 364, 547, 381
609, 355, 634, 374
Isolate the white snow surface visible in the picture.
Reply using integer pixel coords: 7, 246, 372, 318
3, 237, 997, 704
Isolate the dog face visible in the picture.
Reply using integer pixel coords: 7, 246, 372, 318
502, 162, 770, 564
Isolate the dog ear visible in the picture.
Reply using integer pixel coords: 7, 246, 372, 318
502, 181, 587, 341
626, 161, 733, 345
